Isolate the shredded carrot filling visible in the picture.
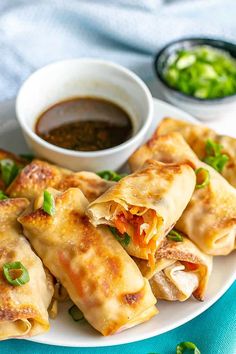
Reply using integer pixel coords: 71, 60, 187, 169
114, 215, 128, 234
133, 215, 145, 246
114, 209, 158, 248
114, 208, 158, 269
129, 206, 140, 215
129, 206, 148, 216
114, 213, 145, 246
148, 238, 157, 251
148, 253, 156, 272
181, 261, 199, 271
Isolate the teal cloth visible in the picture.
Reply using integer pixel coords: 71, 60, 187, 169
1, 282, 235, 353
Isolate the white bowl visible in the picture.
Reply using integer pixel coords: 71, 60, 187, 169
154, 37, 236, 122
16, 59, 153, 171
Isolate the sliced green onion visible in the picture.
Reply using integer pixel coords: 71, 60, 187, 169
0, 190, 8, 200
205, 139, 222, 156
97, 170, 116, 180
112, 173, 127, 182
167, 229, 183, 242
164, 45, 236, 99
0, 159, 21, 186
203, 139, 229, 173
176, 53, 196, 70
195, 168, 210, 189
203, 154, 229, 173
176, 341, 201, 354
19, 153, 35, 162
43, 190, 56, 216
97, 170, 127, 182
3, 261, 30, 286
109, 226, 131, 246
68, 305, 84, 322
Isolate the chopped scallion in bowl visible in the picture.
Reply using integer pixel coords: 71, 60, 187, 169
164, 45, 236, 99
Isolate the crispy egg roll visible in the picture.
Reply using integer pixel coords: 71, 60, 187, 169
156, 117, 236, 187
7, 159, 113, 201
87, 160, 196, 262
135, 236, 212, 302
19, 188, 157, 336
129, 131, 236, 255
0, 198, 53, 340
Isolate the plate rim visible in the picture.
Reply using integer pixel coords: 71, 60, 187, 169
28, 270, 235, 347
1, 97, 235, 347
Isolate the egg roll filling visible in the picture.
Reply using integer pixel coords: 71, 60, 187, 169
110, 204, 163, 266
151, 260, 201, 301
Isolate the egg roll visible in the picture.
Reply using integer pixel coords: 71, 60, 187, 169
0, 198, 53, 340
129, 131, 236, 255
87, 160, 196, 261
135, 236, 212, 302
155, 117, 236, 187
18, 188, 157, 336
7, 159, 113, 201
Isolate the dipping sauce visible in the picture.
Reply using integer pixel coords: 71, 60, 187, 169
35, 97, 133, 151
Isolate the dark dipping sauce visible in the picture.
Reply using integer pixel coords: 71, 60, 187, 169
35, 97, 133, 151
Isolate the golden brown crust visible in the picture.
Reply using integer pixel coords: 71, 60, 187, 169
129, 129, 236, 255
0, 198, 29, 232
19, 188, 157, 336
156, 237, 212, 301
156, 238, 202, 265
7, 160, 113, 202
7, 160, 70, 199
135, 236, 212, 302
0, 305, 38, 322
88, 160, 196, 259
0, 198, 53, 339
56, 171, 114, 202
156, 117, 236, 188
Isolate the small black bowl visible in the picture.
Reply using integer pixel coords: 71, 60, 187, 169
154, 37, 236, 103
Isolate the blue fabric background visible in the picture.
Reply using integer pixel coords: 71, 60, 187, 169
0, 1, 235, 353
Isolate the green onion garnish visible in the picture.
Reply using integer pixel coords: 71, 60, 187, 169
97, 170, 116, 180
195, 167, 210, 189
203, 155, 229, 173
19, 153, 35, 162
0, 190, 8, 200
43, 190, 56, 216
176, 341, 201, 354
203, 139, 229, 173
205, 139, 222, 156
68, 305, 84, 322
167, 229, 183, 242
97, 170, 127, 182
0, 159, 21, 186
109, 226, 131, 246
112, 173, 127, 182
3, 261, 30, 286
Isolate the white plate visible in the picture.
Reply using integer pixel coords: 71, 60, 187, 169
0, 98, 235, 347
